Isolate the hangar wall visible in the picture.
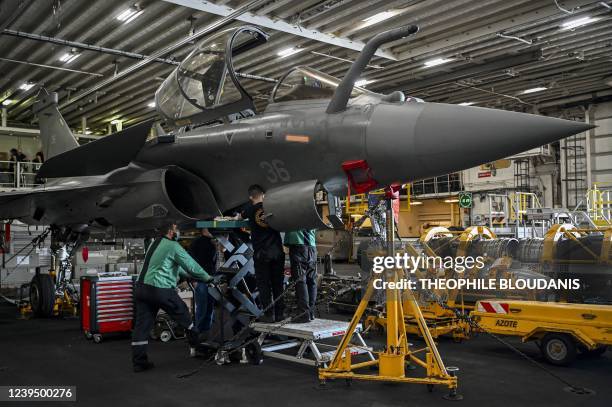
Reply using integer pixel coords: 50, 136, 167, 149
592, 102, 612, 185
0, 135, 40, 160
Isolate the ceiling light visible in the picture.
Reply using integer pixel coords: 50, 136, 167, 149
444, 199, 459, 203
110, 119, 122, 125
147, 102, 156, 108
2, 99, 13, 106
409, 201, 423, 205
59, 52, 81, 64
355, 79, 373, 87
424, 58, 453, 67
84, 130, 93, 135
117, 7, 144, 23
19, 83, 35, 91
560, 16, 599, 30
277, 47, 302, 58
362, 11, 396, 26
458, 102, 476, 106
522, 86, 547, 94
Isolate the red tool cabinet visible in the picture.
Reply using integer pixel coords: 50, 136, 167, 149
80, 274, 136, 343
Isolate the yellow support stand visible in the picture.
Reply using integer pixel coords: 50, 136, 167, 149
318, 195, 461, 400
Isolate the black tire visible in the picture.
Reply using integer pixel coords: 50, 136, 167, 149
245, 341, 263, 365
160, 331, 172, 343
229, 349, 244, 363
30, 274, 55, 318
541, 333, 576, 366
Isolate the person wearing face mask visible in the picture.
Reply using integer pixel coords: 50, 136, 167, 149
131, 221, 213, 373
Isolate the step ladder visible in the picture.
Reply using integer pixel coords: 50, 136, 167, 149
251, 318, 374, 367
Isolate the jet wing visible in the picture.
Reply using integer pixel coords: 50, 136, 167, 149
0, 181, 108, 221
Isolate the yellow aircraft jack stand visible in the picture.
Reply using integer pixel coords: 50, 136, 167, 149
318, 195, 462, 400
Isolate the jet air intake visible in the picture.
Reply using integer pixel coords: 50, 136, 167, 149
263, 180, 328, 232
29, 166, 220, 235
99, 166, 219, 231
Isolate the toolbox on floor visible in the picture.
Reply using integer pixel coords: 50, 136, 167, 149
80, 273, 136, 343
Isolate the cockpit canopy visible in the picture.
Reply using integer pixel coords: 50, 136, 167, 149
272, 66, 372, 103
155, 25, 399, 128
155, 26, 268, 128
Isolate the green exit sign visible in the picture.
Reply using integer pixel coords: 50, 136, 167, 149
459, 192, 473, 208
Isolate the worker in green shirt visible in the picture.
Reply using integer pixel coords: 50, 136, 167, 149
132, 221, 213, 373
284, 229, 317, 323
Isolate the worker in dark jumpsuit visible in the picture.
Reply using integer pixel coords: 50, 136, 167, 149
284, 230, 317, 322
132, 221, 213, 372
189, 228, 218, 333
239, 185, 285, 323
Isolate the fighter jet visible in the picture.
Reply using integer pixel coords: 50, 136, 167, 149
0, 25, 593, 239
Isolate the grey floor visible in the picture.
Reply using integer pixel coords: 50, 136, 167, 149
0, 300, 610, 407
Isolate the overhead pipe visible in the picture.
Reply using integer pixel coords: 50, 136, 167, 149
536, 89, 612, 108
3, 30, 279, 85
2, 29, 179, 65
0, 56, 104, 77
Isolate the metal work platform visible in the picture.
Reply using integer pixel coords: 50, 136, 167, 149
195, 219, 249, 229
252, 318, 374, 367
190, 217, 262, 357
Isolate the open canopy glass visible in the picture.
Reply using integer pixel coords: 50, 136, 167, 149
155, 26, 268, 128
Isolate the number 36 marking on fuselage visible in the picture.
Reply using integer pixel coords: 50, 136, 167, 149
260, 160, 290, 183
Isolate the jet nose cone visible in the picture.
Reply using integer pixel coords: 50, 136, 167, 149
415, 103, 592, 157
412, 103, 593, 177
365, 102, 593, 186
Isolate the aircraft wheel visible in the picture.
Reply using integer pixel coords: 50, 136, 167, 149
160, 330, 172, 343
30, 274, 55, 317
541, 333, 576, 366
245, 341, 263, 365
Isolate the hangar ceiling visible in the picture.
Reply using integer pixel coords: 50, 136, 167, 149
0, 0, 611, 134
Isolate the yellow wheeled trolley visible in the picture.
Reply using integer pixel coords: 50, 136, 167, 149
318, 193, 461, 400
471, 299, 612, 366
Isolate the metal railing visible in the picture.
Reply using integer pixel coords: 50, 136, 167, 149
586, 183, 612, 226
508, 191, 541, 222
485, 192, 542, 226
344, 184, 412, 216
0, 160, 44, 189
411, 172, 462, 197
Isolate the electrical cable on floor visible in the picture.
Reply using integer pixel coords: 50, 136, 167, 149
0, 294, 17, 305
176, 279, 304, 379
419, 290, 591, 393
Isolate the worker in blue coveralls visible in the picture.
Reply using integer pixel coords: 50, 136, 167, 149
284, 229, 317, 323
189, 228, 218, 334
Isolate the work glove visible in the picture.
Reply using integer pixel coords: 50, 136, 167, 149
207, 275, 225, 291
